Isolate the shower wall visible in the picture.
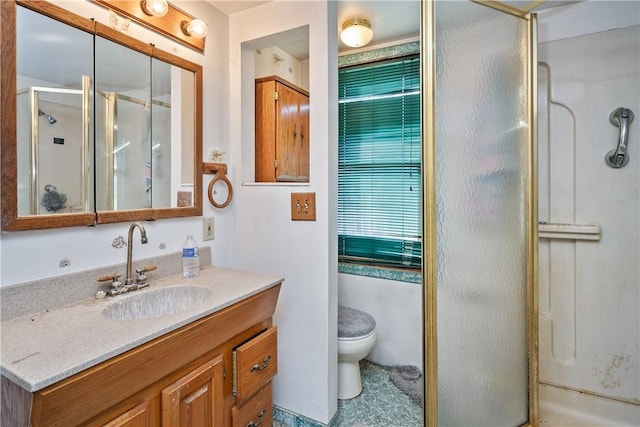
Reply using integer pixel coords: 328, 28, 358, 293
537, 2, 640, 424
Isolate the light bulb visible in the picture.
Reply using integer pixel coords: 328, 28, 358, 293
186, 18, 208, 39
142, 0, 169, 17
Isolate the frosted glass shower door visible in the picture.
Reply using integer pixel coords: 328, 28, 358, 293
426, 1, 535, 426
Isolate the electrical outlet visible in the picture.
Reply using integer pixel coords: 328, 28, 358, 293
291, 192, 316, 221
203, 217, 214, 241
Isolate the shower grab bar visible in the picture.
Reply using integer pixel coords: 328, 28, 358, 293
606, 107, 634, 168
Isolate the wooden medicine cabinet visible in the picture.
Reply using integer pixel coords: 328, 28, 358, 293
255, 76, 310, 183
0, 0, 203, 231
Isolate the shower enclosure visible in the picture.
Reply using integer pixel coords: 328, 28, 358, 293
422, 1, 537, 425
16, 80, 91, 216
421, 1, 639, 426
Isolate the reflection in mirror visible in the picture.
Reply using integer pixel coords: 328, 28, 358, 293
151, 58, 196, 208
95, 35, 152, 212
2, 0, 203, 230
16, 5, 93, 216
94, 37, 198, 214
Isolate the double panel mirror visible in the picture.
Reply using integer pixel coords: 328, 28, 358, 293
1, 0, 202, 231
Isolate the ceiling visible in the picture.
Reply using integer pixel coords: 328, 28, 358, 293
207, 0, 577, 58
208, 1, 421, 55
208, 0, 270, 15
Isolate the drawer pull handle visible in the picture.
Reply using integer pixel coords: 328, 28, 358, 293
246, 409, 266, 427
250, 356, 271, 372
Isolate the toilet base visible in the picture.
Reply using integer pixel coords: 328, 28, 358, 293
338, 360, 362, 400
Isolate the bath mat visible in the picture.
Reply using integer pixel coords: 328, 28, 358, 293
389, 365, 424, 407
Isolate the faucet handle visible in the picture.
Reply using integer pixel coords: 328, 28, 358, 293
97, 274, 124, 293
135, 265, 157, 286
135, 265, 157, 274
97, 273, 122, 283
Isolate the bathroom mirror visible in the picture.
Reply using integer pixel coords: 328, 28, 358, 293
0, 0, 202, 231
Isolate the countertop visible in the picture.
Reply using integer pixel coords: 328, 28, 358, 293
0, 266, 283, 393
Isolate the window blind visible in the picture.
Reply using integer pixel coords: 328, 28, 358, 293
338, 55, 422, 269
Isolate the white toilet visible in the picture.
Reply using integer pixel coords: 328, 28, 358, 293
337, 306, 377, 400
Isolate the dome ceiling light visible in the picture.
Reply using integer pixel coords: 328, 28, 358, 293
340, 18, 373, 48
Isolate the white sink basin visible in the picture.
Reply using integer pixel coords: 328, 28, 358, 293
102, 285, 212, 320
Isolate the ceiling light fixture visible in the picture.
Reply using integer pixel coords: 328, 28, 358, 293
340, 18, 373, 48
184, 18, 208, 39
141, 0, 169, 17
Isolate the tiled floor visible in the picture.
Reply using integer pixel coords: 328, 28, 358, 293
274, 360, 424, 427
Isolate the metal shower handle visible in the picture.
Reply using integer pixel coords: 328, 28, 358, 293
606, 107, 634, 168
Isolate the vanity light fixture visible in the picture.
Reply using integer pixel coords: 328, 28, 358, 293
141, 0, 169, 17
340, 18, 374, 48
184, 18, 208, 39
92, 0, 207, 52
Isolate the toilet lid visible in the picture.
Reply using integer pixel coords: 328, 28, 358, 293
338, 306, 376, 338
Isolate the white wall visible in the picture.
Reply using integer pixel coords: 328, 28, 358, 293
254, 45, 308, 91
537, 1, 640, 424
339, 273, 423, 368
1, 0, 230, 286
228, 1, 338, 424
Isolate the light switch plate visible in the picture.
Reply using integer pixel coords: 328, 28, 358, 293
203, 217, 214, 241
291, 192, 316, 221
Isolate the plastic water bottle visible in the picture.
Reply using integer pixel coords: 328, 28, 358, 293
182, 235, 200, 278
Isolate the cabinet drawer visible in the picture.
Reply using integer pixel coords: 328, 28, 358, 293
232, 382, 273, 427
233, 327, 277, 402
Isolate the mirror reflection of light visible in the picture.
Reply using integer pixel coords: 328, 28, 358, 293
32, 34, 70, 44
152, 143, 160, 150
113, 141, 130, 154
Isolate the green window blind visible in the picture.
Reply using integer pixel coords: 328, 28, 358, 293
338, 55, 422, 269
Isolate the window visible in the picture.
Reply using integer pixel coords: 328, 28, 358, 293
338, 55, 421, 269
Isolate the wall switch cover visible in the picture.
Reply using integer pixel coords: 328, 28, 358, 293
291, 192, 316, 221
203, 217, 214, 241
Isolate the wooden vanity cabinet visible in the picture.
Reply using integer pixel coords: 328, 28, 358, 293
255, 76, 310, 182
4, 285, 280, 427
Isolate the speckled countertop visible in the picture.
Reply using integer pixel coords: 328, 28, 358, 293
0, 266, 283, 393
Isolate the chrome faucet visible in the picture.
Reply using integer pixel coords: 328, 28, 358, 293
95, 222, 157, 298
126, 222, 148, 285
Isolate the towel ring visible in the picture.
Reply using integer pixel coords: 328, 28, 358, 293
203, 163, 233, 209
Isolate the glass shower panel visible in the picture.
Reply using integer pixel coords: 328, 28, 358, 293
434, 1, 529, 425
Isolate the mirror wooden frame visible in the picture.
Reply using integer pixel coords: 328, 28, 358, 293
0, 0, 203, 231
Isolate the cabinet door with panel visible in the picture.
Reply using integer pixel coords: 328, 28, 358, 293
161, 354, 225, 427
102, 401, 152, 427
255, 76, 309, 183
